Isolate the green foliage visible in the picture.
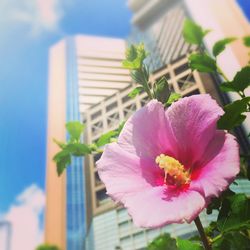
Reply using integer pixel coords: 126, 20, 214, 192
206, 189, 235, 215
166, 93, 182, 106
147, 233, 202, 250
122, 43, 148, 69
189, 53, 217, 73
66, 121, 85, 142
147, 233, 177, 250
128, 86, 144, 98
96, 121, 125, 147
53, 150, 71, 176
66, 143, 92, 156
212, 37, 236, 57
130, 65, 149, 85
116, 121, 126, 134
240, 155, 250, 180
53, 138, 66, 149
213, 231, 250, 250
153, 77, 171, 104
220, 66, 250, 93
36, 244, 60, 250
53, 121, 92, 176
176, 238, 202, 250
53, 120, 126, 176
217, 193, 250, 233
53, 142, 93, 176
243, 36, 250, 47
96, 130, 118, 147
182, 19, 209, 45
217, 97, 250, 130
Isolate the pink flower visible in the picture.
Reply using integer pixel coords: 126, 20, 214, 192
97, 94, 240, 228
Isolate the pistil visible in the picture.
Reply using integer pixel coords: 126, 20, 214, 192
155, 154, 190, 186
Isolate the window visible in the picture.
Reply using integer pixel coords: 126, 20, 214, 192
96, 189, 109, 206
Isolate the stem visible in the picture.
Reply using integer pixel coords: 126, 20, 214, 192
211, 233, 222, 243
217, 66, 230, 82
194, 216, 212, 250
144, 84, 153, 99
139, 68, 153, 99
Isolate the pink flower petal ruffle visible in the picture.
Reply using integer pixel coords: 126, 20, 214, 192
190, 132, 239, 201
118, 100, 176, 159
97, 143, 162, 202
124, 186, 205, 228
165, 94, 224, 167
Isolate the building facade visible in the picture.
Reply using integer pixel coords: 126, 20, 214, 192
45, 0, 250, 249
45, 36, 131, 250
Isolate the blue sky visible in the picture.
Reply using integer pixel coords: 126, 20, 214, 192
0, 0, 131, 212
237, 0, 250, 21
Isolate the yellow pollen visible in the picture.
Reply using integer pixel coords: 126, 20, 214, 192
155, 154, 190, 186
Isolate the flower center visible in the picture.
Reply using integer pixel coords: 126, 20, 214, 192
155, 154, 190, 186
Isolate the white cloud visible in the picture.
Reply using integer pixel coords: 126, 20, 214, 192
0, 0, 67, 36
1, 184, 45, 250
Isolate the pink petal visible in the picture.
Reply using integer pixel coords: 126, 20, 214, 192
118, 100, 176, 159
190, 133, 240, 201
165, 94, 224, 167
124, 186, 205, 228
97, 143, 163, 202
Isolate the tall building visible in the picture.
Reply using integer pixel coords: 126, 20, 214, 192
45, 35, 131, 250
0, 221, 11, 250
45, 0, 250, 249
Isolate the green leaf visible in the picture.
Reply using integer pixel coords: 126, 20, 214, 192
243, 36, 250, 47
125, 44, 137, 61
166, 93, 182, 106
176, 238, 202, 250
212, 37, 236, 57
189, 53, 217, 73
217, 97, 250, 130
89, 143, 98, 151
212, 231, 250, 250
96, 130, 118, 147
220, 82, 237, 92
232, 66, 250, 92
217, 193, 250, 233
221, 66, 250, 93
36, 244, 60, 250
128, 86, 144, 98
182, 19, 209, 45
66, 121, 85, 142
95, 121, 125, 148
53, 138, 66, 149
153, 77, 171, 104
147, 233, 177, 250
116, 121, 125, 134
53, 150, 71, 176
206, 189, 235, 215
122, 43, 148, 69
66, 143, 92, 156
